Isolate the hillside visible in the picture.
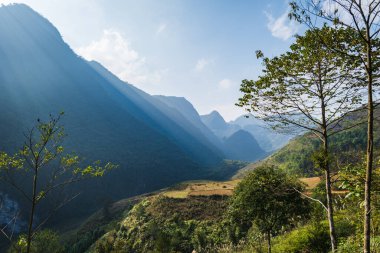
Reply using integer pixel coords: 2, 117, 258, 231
231, 115, 293, 151
150, 98, 268, 162
235, 107, 380, 178
152, 95, 224, 154
64, 112, 374, 251
62, 177, 320, 253
57, 108, 378, 252
3, 2, 380, 253
223, 130, 266, 161
0, 3, 230, 228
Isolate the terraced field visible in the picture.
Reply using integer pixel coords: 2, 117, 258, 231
162, 177, 322, 199
163, 180, 240, 198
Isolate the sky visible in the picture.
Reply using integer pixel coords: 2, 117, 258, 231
0, 0, 300, 121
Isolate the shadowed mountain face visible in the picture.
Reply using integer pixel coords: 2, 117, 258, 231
224, 130, 267, 161
88, 61, 223, 165
153, 96, 224, 152
231, 115, 293, 151
199, 112, 266, 161
0, 4, 223, 220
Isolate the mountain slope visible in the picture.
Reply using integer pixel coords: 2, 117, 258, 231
224, 130, 266, 161
231, 115, 293, 151
0, 4, 223, 221
88, 61, 223, 165
153, 95, 224, 152
201, 111, 293, 152
235, 108, 380, 178
200, 111, 240, 139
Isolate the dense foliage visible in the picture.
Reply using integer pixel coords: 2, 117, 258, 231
90, 195, 231, 253
228, 166, 310, 252
265, 115, 380, 177
8, 230, 64, 253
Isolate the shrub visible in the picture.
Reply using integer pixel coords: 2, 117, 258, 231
8, 229, 64, 253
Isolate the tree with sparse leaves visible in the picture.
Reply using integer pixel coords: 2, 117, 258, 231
0, 113, 116, 253
289, 1, 380, 251
237, 26, 362, 252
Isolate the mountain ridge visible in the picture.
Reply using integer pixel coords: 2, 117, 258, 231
0, 3, 224, 224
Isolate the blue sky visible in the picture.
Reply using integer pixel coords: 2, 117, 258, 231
1, 0, 300, 120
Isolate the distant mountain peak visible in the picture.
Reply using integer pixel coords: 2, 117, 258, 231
224, 129, 266, 162
209, 110, 225, 120
200, 110, 228, 130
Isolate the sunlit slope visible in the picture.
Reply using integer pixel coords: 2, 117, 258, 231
0, 4, 224, 219
235, 107, 380, 178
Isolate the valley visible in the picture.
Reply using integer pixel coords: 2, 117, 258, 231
1, 1, 380, 252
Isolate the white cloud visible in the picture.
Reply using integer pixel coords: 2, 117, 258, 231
156, 23, 167, 35
218, 79, 233, 90
265, 9, 298, 41
195, 58, 212, 72
76, 29, 165, 85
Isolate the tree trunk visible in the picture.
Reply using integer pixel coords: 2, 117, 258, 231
319, 61, 337, 252
26, 174, 38, 253
364, 28, 374, 253
322, 131, 337, 252
324, 159, 337, 252
267, 231, 271, 253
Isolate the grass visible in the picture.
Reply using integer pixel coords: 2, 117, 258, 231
61, 175, 329, 251
300, 177, 321, 190
163, 177, 325, 199
163, 180, 240, 198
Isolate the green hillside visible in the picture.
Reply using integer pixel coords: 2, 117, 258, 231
14, 107, 373, 253
236, 108, 380, 178
58, 181, 233, 253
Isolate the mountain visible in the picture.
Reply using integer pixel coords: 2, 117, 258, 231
200, 111, 228, 130
235, 107, 380, 178
201, 111, 293, 152
153, 96, 224, 151
224, 130, 266, 161
60, 112, 378, 253
154, 96, 201, 124
231, 115, 293, 151
200, 111, 240, 139
88, 61, 224, 164
0, 4, 225, 222
149, 99, 267, 162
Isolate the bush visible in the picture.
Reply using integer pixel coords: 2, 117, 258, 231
8, 229, 64, 253
272, 223, 330, 253
337, 236, 361, 253
338, 235, 380, 253
272, 217, 356, 253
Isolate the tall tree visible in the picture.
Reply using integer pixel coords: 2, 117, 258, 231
228, 165, 309, 253
289, 1, 380, 251
237, 26, 361, 252
0, 113, 116, 253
